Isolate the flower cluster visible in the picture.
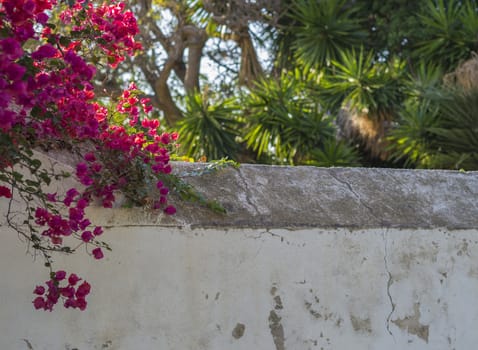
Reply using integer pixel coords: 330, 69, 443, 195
57, 0, 142, 67
0, 0, 177, 311
33, 271, 91, 311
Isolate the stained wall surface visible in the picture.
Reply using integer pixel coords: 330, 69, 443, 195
1, 156, 477, 350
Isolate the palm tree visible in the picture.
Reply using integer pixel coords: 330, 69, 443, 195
319, 48, 405, 162
428, 88, 478, 170
289, 0, 367, 69
242, 71, 335, 164
175, 90, 242, 161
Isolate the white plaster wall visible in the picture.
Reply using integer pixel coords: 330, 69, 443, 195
1, 224, 478, 350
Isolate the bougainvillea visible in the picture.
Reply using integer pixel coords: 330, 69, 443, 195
0, 0, 178, 311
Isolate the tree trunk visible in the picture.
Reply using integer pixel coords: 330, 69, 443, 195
235, 29, 264, 87
183, 26, 208, 93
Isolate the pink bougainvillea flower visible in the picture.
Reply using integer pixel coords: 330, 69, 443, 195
76, 298, 87, 310
33, 286, 45, 295
2, 0, 176, 312
75, 281, 91, 298
33, 297, 46, 310
0, 185, 12, 198
0, 38, 23, 60
93, 226, 103, 236
68, 273, 81, 286
46, 193, 57, 202
81, 230, 93, 242
164, 205, 176, 215
55, 270, 67, 281
84, 152, 96, 162
31, 44, 58, 60
92, 247, 104, 259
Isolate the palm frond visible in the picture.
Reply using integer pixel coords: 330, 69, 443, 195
176, 91, 241, 160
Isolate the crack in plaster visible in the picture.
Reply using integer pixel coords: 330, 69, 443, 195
264, 229, 308, 248
328, 171, 382, 224
236, 168, 261, 216
246, 230, 288, 244
383, 230, 396, 339
266, 230, 285, 241
22, 339, 34, 350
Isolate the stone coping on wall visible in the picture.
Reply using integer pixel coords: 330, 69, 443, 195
36, 151, 478, 230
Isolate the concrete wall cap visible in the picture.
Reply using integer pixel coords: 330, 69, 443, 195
85, 160, 478, 230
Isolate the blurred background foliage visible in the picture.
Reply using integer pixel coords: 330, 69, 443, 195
73, 0, 478, 169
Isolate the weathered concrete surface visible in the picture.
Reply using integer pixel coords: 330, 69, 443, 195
1, 227, 478, 350
94, 162, 478, 230
1, 155, 478, 350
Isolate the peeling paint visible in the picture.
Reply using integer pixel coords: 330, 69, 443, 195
305, 301, 322, 319
456, 239, 470, 257
274, 296, 284, 310
392, 303, 429, 343
269, 310, 285, 350
269, 286, 286, 350
350, 315, 372, 334
232, 323, 245, 339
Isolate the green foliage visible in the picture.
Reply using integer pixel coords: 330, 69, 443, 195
242, 72, 334, 164
405, 63, 445, 101
389, 87, 478, 170
387, 64, 448, 167
290, 0, 367, 68
360, 0, 423, 58
176, 91, 241, 161
388, 101, 441, 168
428, 89, 478, 169
320, 48, 405, 118
305, 139, 361, 167
413, 0, 478, 71
113, 0, 478, 169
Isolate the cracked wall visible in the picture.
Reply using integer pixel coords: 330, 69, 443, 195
1, 159, 478, 350
2, 227, 478, 350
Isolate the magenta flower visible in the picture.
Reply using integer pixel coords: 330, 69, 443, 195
60, 286, 75, 298
76, 163, 88, 177
76, 281, 91, 298
79, 219, 91, 230
68, 274, 80, 286
35, 12, 49, 25
92, 247, 104, 259
33, 297, 46, 310
31, 44, 58, 60
63, 298, 77, 309
6, 63, 26, 81
81, 231, 93, 242
76, 198, 88, 210
55, 270, 67, 281
76, 298, 87, 311
84, 152, 96, 162
93, 226, 103, 236
164, 205, 176, 215
46, 193, 57, 202
0, 38, 23, 59
0, 110, 15, 131
0, 185, 12, 198
33, 286, 45, 295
